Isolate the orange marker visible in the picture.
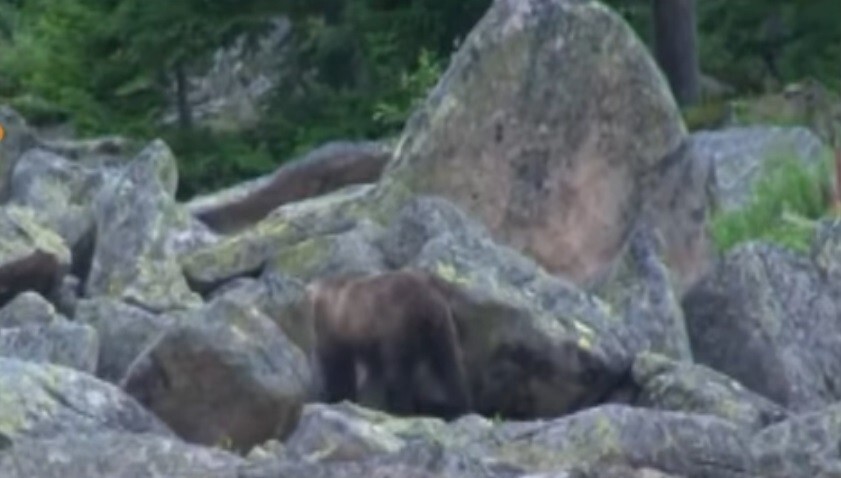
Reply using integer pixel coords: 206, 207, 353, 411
0, 123, 4, 142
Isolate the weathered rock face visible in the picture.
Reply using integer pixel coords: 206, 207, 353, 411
266, 402, 754, 478
751, 402, 841, 478
244, 440, 511, 478
74, 298, 180, 383
283, 403, 405, 462
86, 140, 201, 312
483, 404, 754, 478
593, 225, 692, 361
189, 140, 392, 234
181, 183, 378, 292
207, 273, 314, 354
0, 432, 244, 478
121, 290, 312, 452
0, 357, 172, 440
0, 291, 60, 327
690, 125, 831, 212
0, 322, 99, 373
632, 352, 788, 432
683, 242, 841, 412
381, 0, 707, 294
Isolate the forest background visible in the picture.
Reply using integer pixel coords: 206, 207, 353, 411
0, 0, 838, 198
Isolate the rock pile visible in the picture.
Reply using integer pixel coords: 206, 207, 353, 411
0, 0, 838, 477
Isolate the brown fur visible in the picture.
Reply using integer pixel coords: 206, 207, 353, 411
304, 270, 472, 419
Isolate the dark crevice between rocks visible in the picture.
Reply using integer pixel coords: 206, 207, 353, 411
70, 226, 96, 288
185, 262, 268, 300
0, 433, 11, 451
472, 341, 636, 421
119, 331, 173, 407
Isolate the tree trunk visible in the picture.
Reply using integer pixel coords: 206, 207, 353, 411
174, 61, 193, 131
652, 0, 701, 107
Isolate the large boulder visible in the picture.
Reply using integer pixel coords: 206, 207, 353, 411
683, 242, 841, 412
379, 0, 709, 295
121, 288, 312, 452
189, 140, 392, 234
690, 125, 831, 212
0, 357, 172, 440
86, 139, 200, 312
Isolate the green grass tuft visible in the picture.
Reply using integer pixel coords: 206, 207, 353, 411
709, 152, 833, 253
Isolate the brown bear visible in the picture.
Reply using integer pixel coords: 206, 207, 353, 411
304, 269, 472, 419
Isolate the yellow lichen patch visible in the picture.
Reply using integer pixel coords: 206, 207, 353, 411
305, 440, 341, 462
572, 320, 595, 338
576, 335, 593, 351
0, 393, 30, 437
434, 262, 472, 287
1, 205, 71, 263
273, 236, 330, 277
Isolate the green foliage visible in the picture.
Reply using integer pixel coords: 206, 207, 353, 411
710, 154, 832, 253
163, 128, 275, 200
6, 94, 70, 126
373, 48, 443, 131
251, 0, 479, 165
682, 101, 733, 131
0, 0, 838, 197
603, 0, 840, 92
699, 0, 839, 92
